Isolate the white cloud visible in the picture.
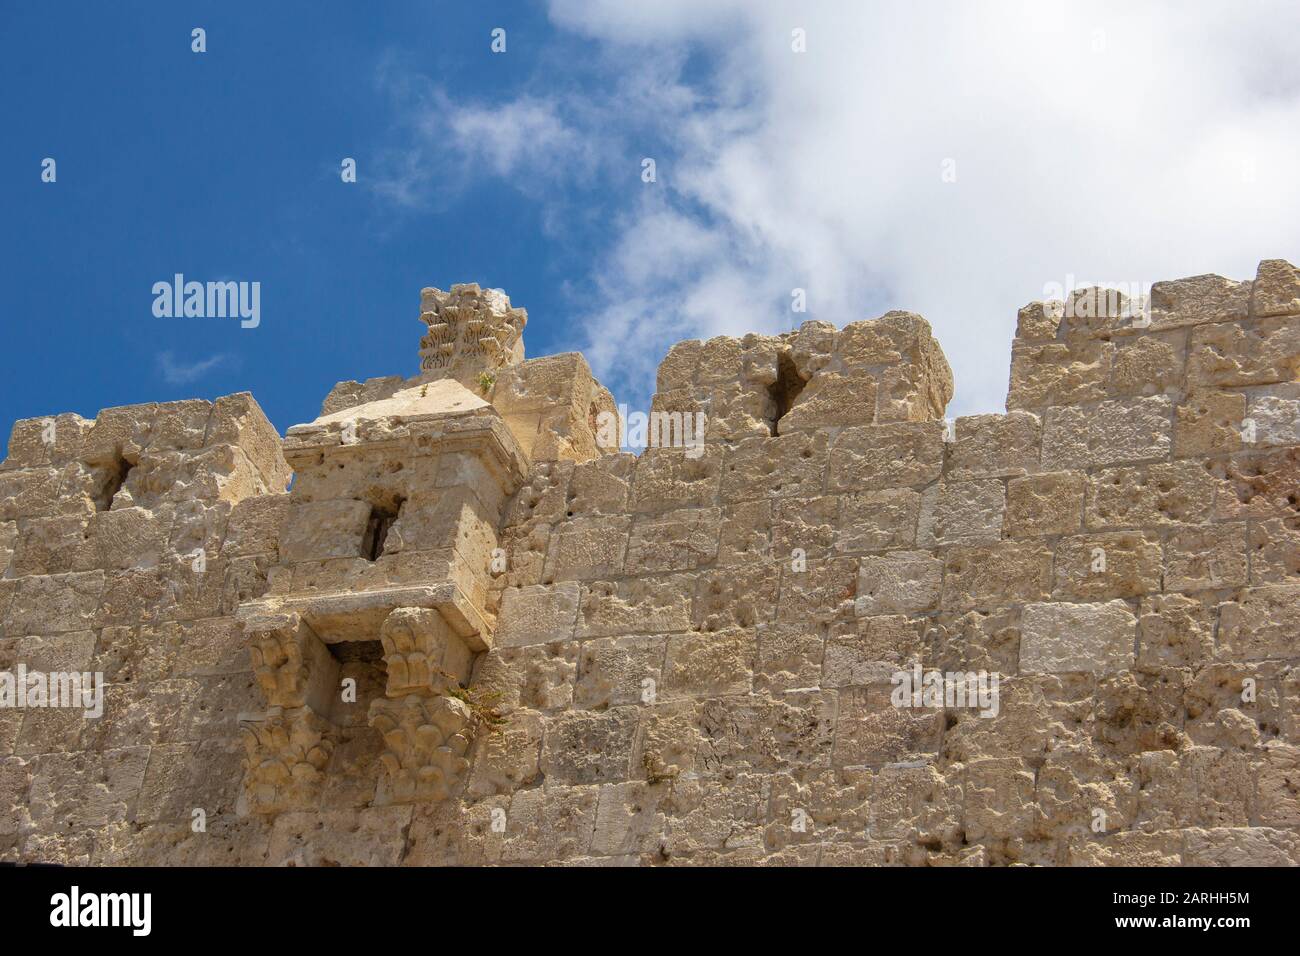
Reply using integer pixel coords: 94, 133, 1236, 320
158, 352, 227, 386
546, 0, 1300, 414
379, 1, 1300, 415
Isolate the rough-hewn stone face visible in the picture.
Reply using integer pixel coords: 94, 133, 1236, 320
2, 259, 1298, 867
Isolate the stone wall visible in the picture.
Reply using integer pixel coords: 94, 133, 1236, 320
2, 263, 1298, 866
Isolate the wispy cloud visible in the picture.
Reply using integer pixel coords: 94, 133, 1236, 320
157, 351, 227, 386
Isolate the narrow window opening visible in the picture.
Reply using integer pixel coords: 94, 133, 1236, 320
766, 352, 807, 436
94, 453, 134, 511
361, 498, 404, 561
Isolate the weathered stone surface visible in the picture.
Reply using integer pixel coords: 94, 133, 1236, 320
1020, 601, 1137, 674
1042, 397, 1172, 469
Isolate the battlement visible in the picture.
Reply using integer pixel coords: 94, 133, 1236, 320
2, 258, 1298, 867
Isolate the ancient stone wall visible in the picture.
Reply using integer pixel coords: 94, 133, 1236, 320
2, 264, 1298, 866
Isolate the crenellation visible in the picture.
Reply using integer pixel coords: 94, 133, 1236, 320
3, 258, 1299, 866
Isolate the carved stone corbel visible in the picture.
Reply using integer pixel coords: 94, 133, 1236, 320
367, 606, 481, 805
240, 611, 342, 814
240, 706, 338, 815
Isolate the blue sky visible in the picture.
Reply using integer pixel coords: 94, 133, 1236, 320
0, 2, 635, 432
4, 1, 1299, 436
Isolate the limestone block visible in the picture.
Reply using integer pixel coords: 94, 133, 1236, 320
925, 607, 1020, 676
0, 468, 60, 521
543, 514, 630, 581
718, 499, 772, 565
778, 373, 877, 432
1094, 669, 1186, 754
779, 556, 858, 624
656, 340, 703, 392
755, 621, 823, 692
1109, 331, 1185, 398
223, 494, 289, 558
1187, 315, 1300, 388
0, 519, 14, 575
1036, 744, 1137, 841
206, 392, 291, 492
1257, 742, 1300, 827
963, 758, 1036, 843
941, 542, 1052, 610
1251, 258, 1300, 317
1019, 601, 1136, 675
492, 352, 616, 462
499, 785, 600, 864
824, 615, 926, 686
833, 685, 942, 767
26, 747, 150, 831
2, 413, 92, 471
1147, 272, 1250, 331
577, 574, 694, 637
569, 454, 634, 516
1066, 831, 1182, 867
765, 768, 873, 849
1051, 531, 1163, 600
771, 495, 838, 560
473, 642, 577, 714
1085, 461, 1223, 529
465, 708, 544, 798
837, 488, 919, 553
943, 673, 1096, 765
663, 692, 836, 777
590, 780, 670, 857
277, 499, 371, 563
1164, 522, 1248, 591
1250, 517, 1300, 584
1247, 395, 1300, 447
662, 629, 755, 699
1004, 471, 1084, 537
625, 507, 720, 573
266, 806, 413, 866
947, 412, 1040, 480
1182, 827, 1300, 866
1015, 301, 1060, 341
319, 375, 407, 417
540, 707, 638, 785
1137, 594, 1215, 670
1042, 396, 1172, 469
828, 421, 944, 492
720, 430, 828, 503
496, 582, 580, 647
693, 563, 780, 632
9, 514, 95, 575
1219, 585, 1300, 660
4, 570, 104, 636
88, 506, 171, 571
856, 550, 942, 615
916, 480, 1005, 546
575, 635, 667, 709
1133, 747, 1255, 829
1006, 337, 1111, 410
867, 762, 963, 848
1174, 389, 1247, 457
632, 447, 723, 513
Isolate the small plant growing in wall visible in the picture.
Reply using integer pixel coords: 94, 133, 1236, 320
477, 371, 495, 396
